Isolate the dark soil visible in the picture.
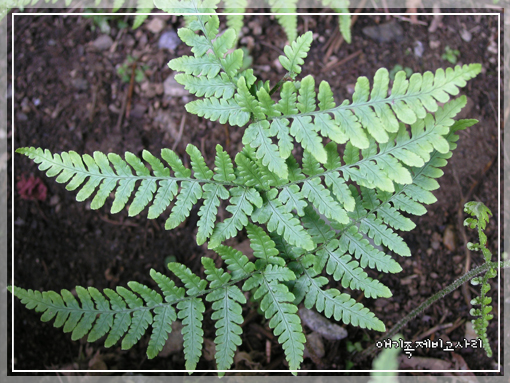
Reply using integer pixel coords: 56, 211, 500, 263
8, 8, 503, 376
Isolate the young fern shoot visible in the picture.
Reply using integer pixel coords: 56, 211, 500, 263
464, 201, 497, 358
11, 2, 483, 374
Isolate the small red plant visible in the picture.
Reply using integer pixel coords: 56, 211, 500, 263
17, 175, 47, 201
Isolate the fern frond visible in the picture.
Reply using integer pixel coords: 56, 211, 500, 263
464, 201, 496, 358
268, 64, 481, 153
9, 264, 190, 360
168, 5, 241, 112
278, 31, 313, 79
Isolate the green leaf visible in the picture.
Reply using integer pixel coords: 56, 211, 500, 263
279, 31, 313, 79
252, 190, 314, 251
242, 120, 289, 179
208, 187, 262, 248
186, 98, 250, 127
177, 297, 205, 370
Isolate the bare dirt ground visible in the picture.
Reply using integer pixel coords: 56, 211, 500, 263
7, 7, 503, 376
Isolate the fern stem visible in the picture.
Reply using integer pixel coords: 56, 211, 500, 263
357, 260, 509, 361
269, 73, 291, 96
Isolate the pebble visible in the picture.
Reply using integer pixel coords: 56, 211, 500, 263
362, 21, 404, 43
298, 307, 348, 341
460, 28, 472, 42
71, 78, 89, 91
431, 232, 441, 250
21, 97, 30, 113
163, 74, 188, 97
429, 40, 441, 49
303, 332, 325, 359
158, 30, 180, 51
92, 35, 113, 51
442, 225, 456, 251
146, 18, 165, 34
130, 103, 147, 119
414, 41, 424, 57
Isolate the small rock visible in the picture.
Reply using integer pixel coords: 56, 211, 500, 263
362, 21, 404, 43
248, 20, 262, 36
460, 28, 472, 42
163, 74, 188, 97
130, 104, 147, 119
71, 78, 89, 91
159, 321, 184, 357
146, 18, 165, 34
20, 97, 30, 113
158, 30, 180, 51
92, 34, 113, 51
431, 232, 441, 250
49, 194, 60, 206
298, 307, 348, 341
464, 321, 478, 341
429, 40, 441, 49
456, 96, 475, 120
487, 40, 498, 55
17, 112, 28, 121
442, 225, 456, 251
414, 41, 424, 57
140, 82, 164, 98
273, 58, 283, 71
303, 332, 325, 360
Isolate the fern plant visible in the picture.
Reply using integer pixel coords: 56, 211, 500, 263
464, 201, 497, 358
10, 1, 483, 374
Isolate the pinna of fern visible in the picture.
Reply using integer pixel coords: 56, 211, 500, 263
12, 4, 483, 374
